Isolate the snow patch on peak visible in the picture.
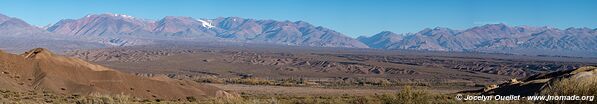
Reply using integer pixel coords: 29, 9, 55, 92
114, 14, 134, 19
197, 19, 214, 28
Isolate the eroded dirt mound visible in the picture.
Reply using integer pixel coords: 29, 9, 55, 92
0, 48, 226, 100
481, 66, 597, 96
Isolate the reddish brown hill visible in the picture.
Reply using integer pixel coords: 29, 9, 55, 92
0, 48, 227, 100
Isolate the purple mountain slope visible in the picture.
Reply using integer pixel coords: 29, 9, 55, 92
0, 13, 106, 52
0, 14, 45, 36
357, 31, 405, 49
358, 24, 597, 56
0, 13, 595, 57
46, 13, 368, 48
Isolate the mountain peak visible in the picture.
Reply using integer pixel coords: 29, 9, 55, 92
357, 31, 404, 49
0, 13, 7, 17
433, 27, 451, 30
479, 23, 509, 29
417, 27, 458, 36
465, 23, 517, 34
0, 13, 9, 22
294, 20, 313, 26
485, 23, 507, 26
162, 16, 193, 20
378, 31, 396, 35
565, 27, 592, 31
0, 17, 38, 31
373, 31, 403, 40
223, 17, 246, 22
85, 13, 135, 19
0, 18, 29, 26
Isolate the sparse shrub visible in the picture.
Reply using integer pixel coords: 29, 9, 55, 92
0, 87, 537, 104
76, 93, 134, 104
236, 78, 275, 85
196, 77, 225, 84
540, 74, 597, 104
351, 96, 381, 104
186, 96, 197, 102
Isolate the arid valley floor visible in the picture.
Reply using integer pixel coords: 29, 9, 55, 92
0, 42, 596, 103
52, 43, 596, 103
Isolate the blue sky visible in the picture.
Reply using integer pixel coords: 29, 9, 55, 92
0, 0, 595, 37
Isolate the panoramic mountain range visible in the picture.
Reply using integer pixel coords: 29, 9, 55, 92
0, 13, 595, 57
46, 13, 367, 48
358, 24, 597, 56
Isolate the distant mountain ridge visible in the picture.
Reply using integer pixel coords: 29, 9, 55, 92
46, 13, 368, 48
357, 31, 405, 49
0, 14, 45, 36
0, 14, 106, 52
358, 24, 597, 56
0, 13, 595, 57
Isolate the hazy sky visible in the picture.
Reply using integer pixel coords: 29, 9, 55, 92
0, 0, 595, 37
